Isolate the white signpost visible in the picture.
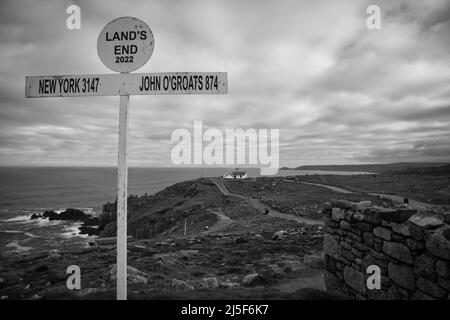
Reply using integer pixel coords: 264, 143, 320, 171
25, 16, 228, 300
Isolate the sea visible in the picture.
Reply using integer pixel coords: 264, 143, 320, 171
0, 167, 368, 255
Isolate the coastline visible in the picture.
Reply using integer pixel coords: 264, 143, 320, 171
0, 164, 448, 300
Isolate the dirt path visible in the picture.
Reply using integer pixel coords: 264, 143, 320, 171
211, 178, 324, 226
284, 178, 444, 210
283, 179, 355, 194
201, 209, 234, 235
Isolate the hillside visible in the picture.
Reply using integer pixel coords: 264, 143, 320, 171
283, 162, 448, 173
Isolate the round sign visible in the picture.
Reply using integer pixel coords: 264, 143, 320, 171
97, 17, 154, 73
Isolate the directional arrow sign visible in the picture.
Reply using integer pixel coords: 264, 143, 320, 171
25, 72, 227, 97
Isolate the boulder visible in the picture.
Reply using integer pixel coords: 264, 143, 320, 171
171, 278, 193, 291
425, 226, 450, 260
383, 241, 413, 264
414, 253, 436, 278
339, 220, 351, 230
54, 208, 88, 221
219, 280, 240, 288
42, 210, 58, 220
331, 208, 345, 221
253, 234, 263, 240
390, 223, 411, 236
151, 253, 180, 268
266, 264, 284, 278
388, 263, 415, 290
438, 277, 450, 291
109, 264, 148, 285
416, 277, 446, 299
408, 213, 443, 229
201, 277, 219, 289
272, 230, 287, 240
357, 201, 372, 209
242, 273, 267, 287
79, 226, 101, 236
234, 236, 249, 244
373, 227, 392, 241
281, 260, 306, 273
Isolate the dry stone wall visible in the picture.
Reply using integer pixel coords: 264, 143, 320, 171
323, 200, 450, 300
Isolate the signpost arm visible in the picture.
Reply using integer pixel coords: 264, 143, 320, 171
117, 85, 130, 300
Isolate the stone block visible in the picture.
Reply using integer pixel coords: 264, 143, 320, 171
388, 263, 415, 290
436, 259, 450, 278
414, 253, 436, 278
406, 238, 425, 251
350, 227, 362, 236
364, 210, 381, 224
343, 266, 366, 295
373, 227, 392, 241
390, 222, 411, 236
373, 240, 383, 252
438, 277, 450, 291
352, 240, 370, 252
425, 226, 450, 260
411, 290, 434, 300
383, 241, 413, 264
332, 208, 345, 221
387, 285, 401, 299
408, 213, 444, 229
355, 221, 373, 232
379, 209, 416, 223
416, 277, 446, 299
348, 232, 362, 242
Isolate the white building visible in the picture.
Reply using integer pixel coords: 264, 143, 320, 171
223, 169, 248, 179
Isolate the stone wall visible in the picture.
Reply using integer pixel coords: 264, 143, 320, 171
323, 200, 450, 300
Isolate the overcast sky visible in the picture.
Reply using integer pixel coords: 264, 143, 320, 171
1, 0, 449, 167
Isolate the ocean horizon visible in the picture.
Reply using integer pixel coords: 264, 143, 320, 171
0, 166, 371, 214
0, 166, 371, 254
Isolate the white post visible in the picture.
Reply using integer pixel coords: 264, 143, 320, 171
184, 217, 187, 236
117, 91, 129, 300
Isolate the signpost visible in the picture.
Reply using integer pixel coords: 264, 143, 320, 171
25, 16, 228, 300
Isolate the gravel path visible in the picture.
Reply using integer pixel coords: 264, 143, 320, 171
211, 178, 323, 226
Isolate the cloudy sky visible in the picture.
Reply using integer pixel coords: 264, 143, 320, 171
1, 0, 450, 167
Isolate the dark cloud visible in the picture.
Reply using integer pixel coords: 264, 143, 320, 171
0, 0, 449, 166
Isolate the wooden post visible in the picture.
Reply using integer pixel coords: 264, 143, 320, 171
117, 90, 129, 300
